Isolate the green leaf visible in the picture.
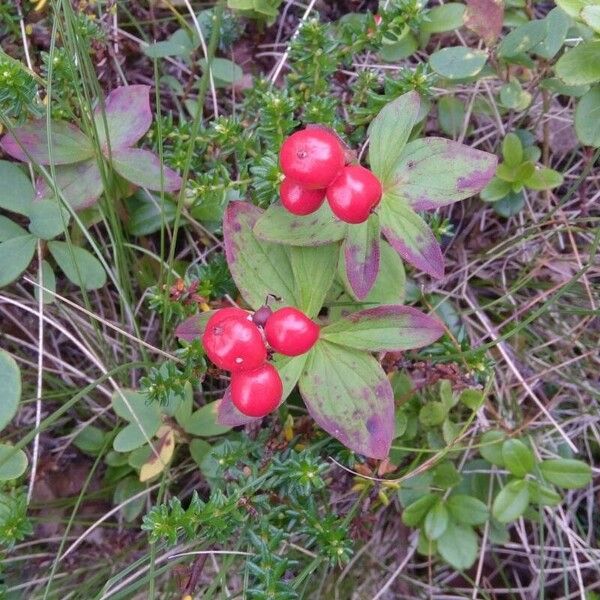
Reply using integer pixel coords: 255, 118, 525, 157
539, 459, 592, 489
111, 389, 161, 451
459, 389, 484, 411
0, 160, 34, 215
524, 167, 563, 190
429, 47, 488, 79
402, 493, 438, 526
555, 0, 600, 18
514, 161, 536, 184
502, 133, 523, 166
422, 3, 465, 32
73, 426, 106, 455
447, 494, 489, 525
224, 202, 297, 310
125, 190, 177, 236
500, 80, 532, 110
419, 402, 447, 427
199, 58, 243, 85
189, 439, 212, 466
502, 439, 535, 477
379, 198, 444, 278
493, 191, 525, 217
480, 430, 506, 466
0, 235, 36, 287
424, 500, 449, 540
492, 479, 530, 522
437, 522, 478, 570
582, 4, 600, 31
527, 480, 561, 506
27, 198, 70, 240
480, 177, 511, 202
299, 340, 394, 459
0, 216, 28, 242
253, 202, 347, 247
114, 423, 151, 452
114, 476, 146, 522
144, 29, 195, 58
433, 461, 462, 489
48, 241, 107, 291
290, 244, 338, 318
575, 87, 600, 147
272, 352, 309, 403
534, 8, 571, 59
380, 31, 418, 62
0, 445, 28, 481
438, 96, 465, 138
556, 41, 600, 85
321, 305, 443, 352
497, 20, 547, 58
184, 401, 231, 437
0, 350, 21, 432
368, 91, 420, 183
35, 260, 56, 305
439, 379, 456, 410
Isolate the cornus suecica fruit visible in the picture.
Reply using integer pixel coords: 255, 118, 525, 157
326, 165, 383, 224
231, 363, 283, 417
280, 178, 326, 216
202, 310, 266, 372
280, 128, 345, 189
265, 307, 320, 356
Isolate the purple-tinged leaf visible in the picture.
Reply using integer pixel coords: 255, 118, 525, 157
379, 198, 445, 279
389, 138, 497, 211
342, 213, 380, 301
369, 91, 420, 184
175, 311, 215, 342
299, 340, 394, 459
224, 202, 297, 310
1, 120, 93, 165
111, 148, 182, 192
95, 85, 152, 151
464, 0, 504, 45
253, 202, 347, 247
217, 388, 260, 427
35, 159, 103, 209
321, 305, 444, 352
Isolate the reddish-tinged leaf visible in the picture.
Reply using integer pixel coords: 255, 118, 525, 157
1, 120, 93, 165
224, 202, 297, 309
389, 138, 497, 211
299, 341, 394, 459
95, 85, 152, 151
174, 311, 215, 342
321, 305, 444, 352
342, 213, 380, 300
379, 199, 445, 279
111, 148, 182, 192
464, 0, 504, 45
35, 159, 103, 209
217, 388, 260, 427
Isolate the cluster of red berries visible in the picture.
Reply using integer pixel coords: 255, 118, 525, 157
279, 128, 383, 224
202, 306, 320, 418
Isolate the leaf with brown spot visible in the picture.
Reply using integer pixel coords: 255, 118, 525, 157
464, 0, 504, 45
139, 428, 175, 482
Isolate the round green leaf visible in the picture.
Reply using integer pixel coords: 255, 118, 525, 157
48, 240, 107, 290
0, 350, 21, 432
497, 20, 547, 58
402, 493, 439, 527
0, 160, 34, 216
114, 476, 146, 522
447, 494, 489, 525
575, 88, 600, 147
502, 439, 535, 477
0, 444, 28, 481
429, 47, 488, 79
459, 389, 484, 411
492, 479, 530, 523
0, 216, 28, 242
539, 459, 592, 489
422, 3, 465, 33
424, 500, 449, 540
189, 439, 212, 466
419, 402, 447, 427
556, 41, 600, 85
73, 426, 106, 456
28, 198, 70, 240
0, 235, 36, 287
480, 430, 506, 466
437, 522, 478, 570
184, 401, 231, 437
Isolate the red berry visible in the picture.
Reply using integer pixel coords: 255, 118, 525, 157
264, 307, 320, 356
280, 178, 326, 216
202, 314, 266, 372
206, 307, 248, 328
326, 165, 382, 224
280, 128, 345, 189
231, 363, 283, 417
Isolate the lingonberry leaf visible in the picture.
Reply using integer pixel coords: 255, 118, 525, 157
289, 244, 339, 318
224, 202, 297, 310
175, 311, 215, 342
111, 148, 182, 192
321, 305, 444, 352
368, 91, 420, 184
0, 120, 93, 165
253, 202, 348, 247
341, 213, 380, 301
35, 159, 104, 210
299, 340, 394, 459
387, 138, 497, 211
94, 85, 153, 152
379, 198, 445, 279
